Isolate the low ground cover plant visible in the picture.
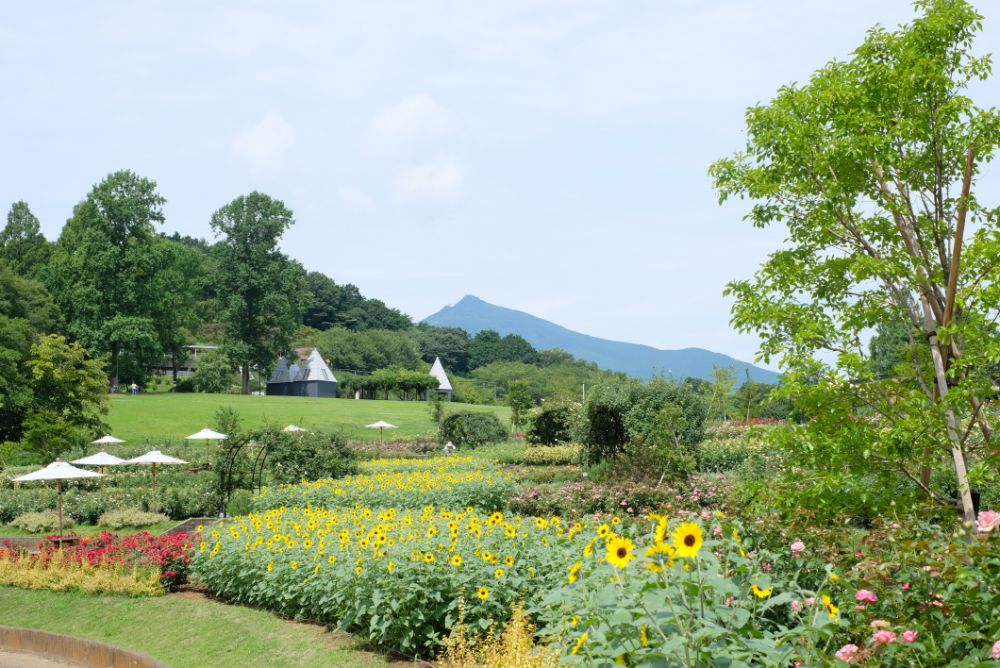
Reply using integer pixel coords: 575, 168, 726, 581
10, 510, 73, 533
0, 530, 196, 595
97, 508, 171, 530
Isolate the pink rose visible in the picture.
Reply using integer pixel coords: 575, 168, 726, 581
790, 539, 806, 555
901, 631, 917, 643
835, 644, 860, 663
992, 640, 1000, 660
805, 596, 816, 606
872, 630, 897, 644
855, 589, 878, 604
977, 510, 1000, 533
901, 582, 910, 590
791, 600, 801, 612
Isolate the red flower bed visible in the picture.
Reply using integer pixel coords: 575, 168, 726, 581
1, 531, 198, 592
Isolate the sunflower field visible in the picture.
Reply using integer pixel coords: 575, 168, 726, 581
252, 456, 517, 513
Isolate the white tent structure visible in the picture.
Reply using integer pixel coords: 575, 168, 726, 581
185, 428, 227, 464
71, 451, 127, 474
14, 461, 103, 536
428, 357, 453, 401
126, 450, 187, 511
91, 434, 125, 445
365, 420, 397, 444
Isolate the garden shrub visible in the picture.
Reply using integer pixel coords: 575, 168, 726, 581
495, 444, 582, 467
525, 404, 577, 445
10, 510, 73, 533
97, 508, 170, 530
439, 412, 507, 448
698, 435, 756, 472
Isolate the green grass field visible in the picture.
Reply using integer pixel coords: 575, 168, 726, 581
106, 393, 510, 444
0, 587, 394, 667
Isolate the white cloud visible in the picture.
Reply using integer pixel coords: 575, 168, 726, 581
231, 111, 293, 175
396, 159, 464, 202
366, 93, 457, 155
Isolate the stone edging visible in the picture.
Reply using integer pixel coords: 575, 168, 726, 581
0, 625, 170, 668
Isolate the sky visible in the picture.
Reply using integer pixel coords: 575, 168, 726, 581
1, 1, 998, 369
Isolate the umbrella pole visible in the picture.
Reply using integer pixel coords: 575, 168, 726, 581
57, 479, 63, 538
152, 463, 158, 513
380, 427, 384, 445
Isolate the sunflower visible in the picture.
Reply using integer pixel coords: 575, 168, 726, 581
752, 584, 773, 599
477, 586, 490, 600
424, 553, 435, 563
450, 554, 462, 567
494, 568, 504, 578
534, 517, 548, 528
571, 632, 588, 655
568, 561, 583, 583
266, 561, 274, 572
822, 594, 839, 619
644, 542, 675, 572
672, 522, 704, 559
290, 560, 298, 570
606, 535, 636, 569
504, 555, 514, 566
597, 524, 611, 538
387, 561, 396, 573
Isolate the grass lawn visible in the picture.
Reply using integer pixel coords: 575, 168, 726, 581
107, 393, 510, 445
0, 587, 400, 667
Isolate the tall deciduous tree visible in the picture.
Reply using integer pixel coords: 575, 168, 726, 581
710, 0, 1000, 523
45, 170, 167, 389
210, 192, 307, 394
0, 202, 51, 278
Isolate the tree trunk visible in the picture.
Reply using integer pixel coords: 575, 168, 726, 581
171, 347, 179, 383
921, 299, 976, 526
242, 364, 251, 395
111, 341, 120, 391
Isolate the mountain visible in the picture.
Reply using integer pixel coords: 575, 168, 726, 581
422, 295, 778, 384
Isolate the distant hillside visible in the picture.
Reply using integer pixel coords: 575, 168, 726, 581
422, 295, 778, 384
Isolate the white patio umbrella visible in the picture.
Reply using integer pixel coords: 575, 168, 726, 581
125, 450, 187, 512
365, 420, 397, 444
185, 428, 227, 465
71, 451, 127, 474
14, 461, 103, 536
283, 424, 308, 433
91, 434, 126, 446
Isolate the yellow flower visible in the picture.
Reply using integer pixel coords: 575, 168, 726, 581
424, 553, 435, 563
570, 615, 579, 627
477, 586, 489, 600
504, 555, 514, 566
597, 524, 610, 538
387, 561, 396, 573
640, 624, 648, 647
196, 524, 204, 532
290, 560, 298, 570
606, 535, 636, 569
356, 565, 363, 575
568, 561, 583, 583
672, 522, 703, 559
644, 542, 676, 572
611, 516, 621, 525
327, 555, 336, 564
732, 527, 741, 543
583, 539, 596, 557
822, 594, 839, 619
494, 568, 504, 578
534, 517, 548, 528
267, 561, 273, 572
571, 632, 588, 655
314, 564, 321, 575
450, 554, 462, 567
830, 573, 840, 583
752, 584, 773, 599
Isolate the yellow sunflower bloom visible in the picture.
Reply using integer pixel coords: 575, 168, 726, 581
571, 632, 588, 655
424, 553, 435, 563
450, 554, 462, 567
494, 568, 504, 578
752, 584, 773, 599
644, 542, 675, 572
477, 586, 489, 600
672, 522, 703, 559
606, 535, 636, 569
568, 561, 583, 583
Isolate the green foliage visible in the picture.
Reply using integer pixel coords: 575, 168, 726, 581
298, 326, 421, 373
0, 201, 52, 278
439, 411, 508, 448
255, 426, 358, 485
710, 0, 1000, 515
10, 510, 73, 533
414, 325, 470, 374
190, 349, 234, 393
493, 443, 582, 467
27, 334, 108, 430
468, 330, 537, 369
97, 508, 170, 530
210, 192, 308, 394
525, 403, 577, 445
506, 380, 533, 433
303, 271, 411, 331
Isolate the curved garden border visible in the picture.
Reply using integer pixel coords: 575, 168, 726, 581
0, 625, 169, 668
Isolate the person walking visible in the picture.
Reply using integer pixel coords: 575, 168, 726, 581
131, 382, 138, 396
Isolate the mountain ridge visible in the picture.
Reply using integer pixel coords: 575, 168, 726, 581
422, 295, 778, 384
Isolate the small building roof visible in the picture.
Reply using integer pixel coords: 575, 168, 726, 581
429, 357, 452, 391
269, 349, 336, 384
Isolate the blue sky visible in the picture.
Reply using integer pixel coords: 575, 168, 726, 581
1, 1, 997, 368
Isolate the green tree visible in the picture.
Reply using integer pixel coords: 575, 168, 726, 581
151, 237, 205, 382
706, 365, 736, 420
190, 349, 234, 393
210, 192, 308, 394
0, 202, 51, 278
22, 334, 108, 459
414, 325, 470, 374
507, 380, 534, 433
44, 170, 168, 390
303, 271, 412, 331
710, 0, 1000, 522
468, 329, 502, 370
